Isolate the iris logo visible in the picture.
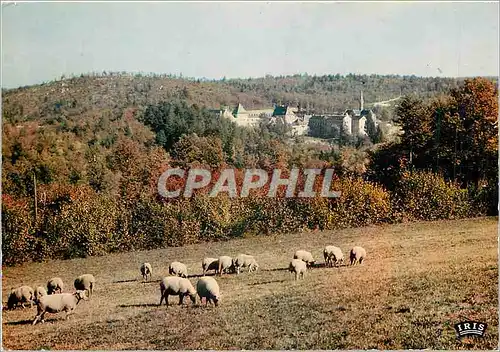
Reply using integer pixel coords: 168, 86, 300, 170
454, 321, 487, 338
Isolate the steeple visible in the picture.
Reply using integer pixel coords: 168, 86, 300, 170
360, 90, 364, 110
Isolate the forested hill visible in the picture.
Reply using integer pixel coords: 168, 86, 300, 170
2, 73, 498, 265
4, 73, 494, 124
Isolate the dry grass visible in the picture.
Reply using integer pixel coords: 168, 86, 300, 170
2, 217, 498, 350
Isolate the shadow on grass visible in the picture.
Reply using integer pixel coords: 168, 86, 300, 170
311, 263, 327, 269
187, 273, 217, 278
113, 279, 138, 284
113, 279, 161, 284
249, 279, 286, 286
5, 319, 36, 326
2, 305, 35, 311
118, 303, 159, 308
267, 263, 348, 271
115, 274, 224, 282
119, 303, 207, 309
313, 263, 350, 269
267, 267, 289, 272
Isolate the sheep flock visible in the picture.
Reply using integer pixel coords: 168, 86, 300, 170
4, 244, 366, 325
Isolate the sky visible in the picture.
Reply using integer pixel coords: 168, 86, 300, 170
1, 2, 499, 88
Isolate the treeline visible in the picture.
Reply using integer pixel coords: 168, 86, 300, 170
224, 73, 468, 112
368, 78, 498, 197
2, 77, 498, 266
5, 73, 493, 125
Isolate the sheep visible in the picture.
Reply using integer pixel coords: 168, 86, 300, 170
32, 290, 88, 325
349, 246, 367, 265
234, 254, 259, 274
74, 274, 96, 297
159, 276, 197, 306
217, 256, 235, 276
34, 286, 48, 302
169, 261, 188, 278
323, 246, 344, 267
202, 257, 219, 275
140, 263, 153, 281
289, 259, 307, 280
7, 286, 34, 310
293, 250, 316, 267
47, 277, 64, 295
196, 276, 220, 307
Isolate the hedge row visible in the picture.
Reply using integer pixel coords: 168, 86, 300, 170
2, 171, 492, 266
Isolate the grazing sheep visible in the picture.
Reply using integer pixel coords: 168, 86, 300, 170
7, 286, 34, 310
34, 286, 47, 302
293, 250, 316, 267
32, 290, 88, 325
289, 259, 307, 280
169, 261, 188, 278
202, 257, 219, 275
140, 263, 153, 281
217, 256, 234, 276
349, 246, 367, 265
159, 276, 197, 306
47, 277, 64, 295
196, 276, 220, 307
234, 254, 259, 274
74, 274, 96, 297
323, 246, 344, 267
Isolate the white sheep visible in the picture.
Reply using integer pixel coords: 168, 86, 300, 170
323, 246, 344, 267
169, 261, 188, 278
32, 290, 88, 325
140, 263, 153, 281
196, 276, 220, 307
47, 277, 64, 295
159, 276, 197, 306
349, 246, 367, 265
293, 250, 316, 267
7, 286, 34, 310
289, 259, 307, 280
74, 274, 96, 297
234, 254, 259, 274
34, 286, 47, 302
217, 256, 234, 276
202, 257, 219, 275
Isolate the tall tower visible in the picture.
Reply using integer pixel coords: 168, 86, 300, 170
360, 90, 364, 110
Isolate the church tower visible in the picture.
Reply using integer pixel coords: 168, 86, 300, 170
360, 90, 364, 110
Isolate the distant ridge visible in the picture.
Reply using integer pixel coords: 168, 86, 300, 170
2, 72, 496, 124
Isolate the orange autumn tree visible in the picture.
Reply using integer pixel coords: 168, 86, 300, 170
447, 77, 498, 186
380, 78, 497, 188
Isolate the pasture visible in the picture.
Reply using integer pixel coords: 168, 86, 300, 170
2, 217, 498, 350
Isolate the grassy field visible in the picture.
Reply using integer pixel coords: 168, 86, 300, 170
2, 217, 498, 350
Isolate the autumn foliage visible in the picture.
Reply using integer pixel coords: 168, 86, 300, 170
2, 77, 498, 265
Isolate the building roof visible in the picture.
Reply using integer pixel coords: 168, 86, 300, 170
272, 106, 287, 116
328, 114, 346, 120
272, 105, 296, 117
233, 103, 247, 116
345, 108, 373, 118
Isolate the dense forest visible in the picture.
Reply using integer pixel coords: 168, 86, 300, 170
3, 72, 485, 125
2, 73, 498, 265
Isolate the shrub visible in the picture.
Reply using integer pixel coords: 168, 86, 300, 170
467, 180, 499, 217
392, 171, 471, 221
125, 196, 172, 250
47, 191, 120, 259
326, 177, 392, 228
2, 196, 37, 265
243, 197, 303, 236
287, 197, 330, 231
2, 169, 483, 267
